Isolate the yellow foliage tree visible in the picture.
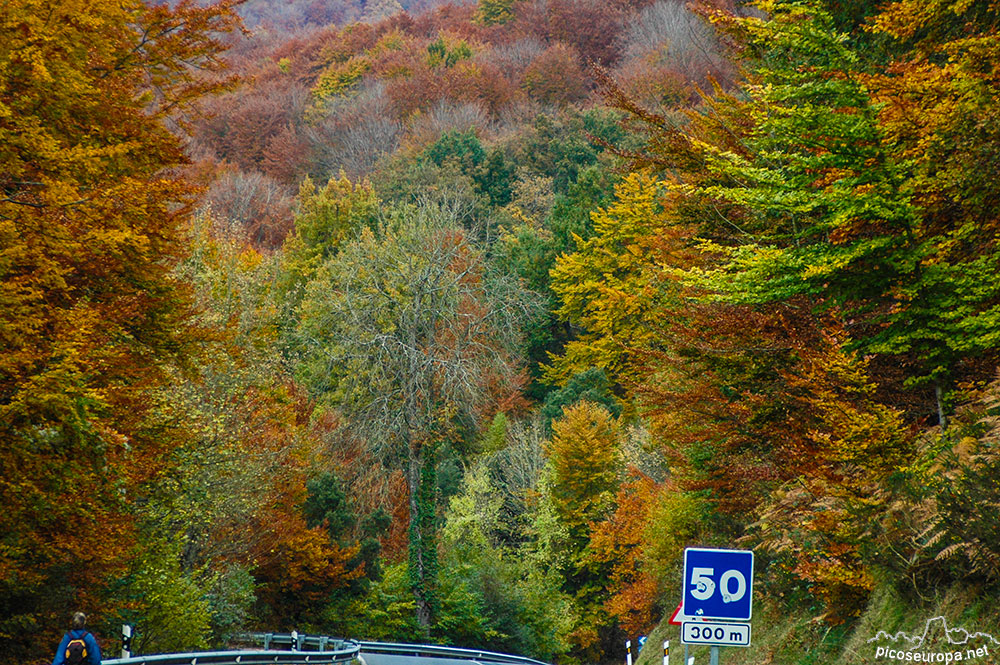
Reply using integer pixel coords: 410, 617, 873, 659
280, 171, 380, 297
543, 401, 624, 659
545, 401, 623, 546
546, 171, 693, 386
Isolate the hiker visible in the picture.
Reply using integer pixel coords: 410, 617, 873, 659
52, 612, 102, 665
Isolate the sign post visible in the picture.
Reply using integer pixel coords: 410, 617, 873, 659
669, 596, 697, 665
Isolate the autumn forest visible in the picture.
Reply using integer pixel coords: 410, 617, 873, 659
4, 0, 1000, 663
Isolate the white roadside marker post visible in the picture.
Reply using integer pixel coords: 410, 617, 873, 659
121, 625, 132, 659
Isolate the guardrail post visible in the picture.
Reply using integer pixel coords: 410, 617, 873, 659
264, 633, 272, 650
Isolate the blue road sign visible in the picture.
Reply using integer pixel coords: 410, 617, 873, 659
637, 636, 646, 653
682, 548, 754, 621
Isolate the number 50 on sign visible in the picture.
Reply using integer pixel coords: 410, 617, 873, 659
682, 548, 753, 621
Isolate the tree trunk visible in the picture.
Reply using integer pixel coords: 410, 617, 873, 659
407, 438, 438, 633
936, 383, 948, 431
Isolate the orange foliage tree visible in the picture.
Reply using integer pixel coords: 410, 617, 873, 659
0, 0, 240, 658
586, 472, 663, 637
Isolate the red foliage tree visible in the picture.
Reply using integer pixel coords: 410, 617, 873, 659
521, 43, 590, 106
445, 60, 517, 115
512, 0, 626, 66
261, 124, 311, 184
197, 79, 308, 172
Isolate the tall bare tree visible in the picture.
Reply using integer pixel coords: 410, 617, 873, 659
296, 202, 536, 630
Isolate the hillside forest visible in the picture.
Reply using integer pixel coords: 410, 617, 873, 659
4, 0, 1000, 663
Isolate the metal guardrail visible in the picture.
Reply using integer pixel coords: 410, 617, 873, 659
241, 634, 352, 652
104, 643, 359, 665
102, 634, 552, 665
238, 633, 550, 665
356, 641, 551, 665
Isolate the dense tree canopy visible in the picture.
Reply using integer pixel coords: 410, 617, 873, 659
7, 0, 1000, 661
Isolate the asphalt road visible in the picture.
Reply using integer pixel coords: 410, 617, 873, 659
360, 652, 485, 665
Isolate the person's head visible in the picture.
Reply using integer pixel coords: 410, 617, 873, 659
71, 612, 87, 631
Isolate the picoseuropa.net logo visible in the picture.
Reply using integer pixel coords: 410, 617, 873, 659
868, 616, 999, 663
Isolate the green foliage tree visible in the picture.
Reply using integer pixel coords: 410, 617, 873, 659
326, 562, 421, 642
426, 36, 474, 69
682, 0, 1000, 419
118, 542, 213, 655
907, 378, 1000, 585
539, 368, 620, 432
493, 160, 618, 400
509, 110, 622, 195
439, 464, 573, 659
206, 565, 256, 645
305, 471, 356, 541
474, 0, 515, 26
420, 131, 515, 212
548, 165, 616, 252
281, 172, 380, 297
